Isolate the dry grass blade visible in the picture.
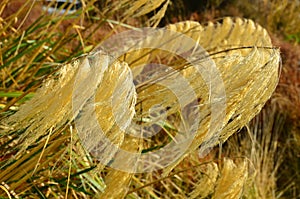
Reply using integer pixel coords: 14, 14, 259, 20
189, 162, 218, 199
148, 0, 169, 27
96, 135, 141, 198
128, 0, 166, 17
219, 98, 291, 198
212, 158, 248, 199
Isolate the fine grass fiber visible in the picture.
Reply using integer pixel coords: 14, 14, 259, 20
1, 0, 298, 199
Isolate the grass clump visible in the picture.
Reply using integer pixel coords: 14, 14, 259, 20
1, 0, 299, 199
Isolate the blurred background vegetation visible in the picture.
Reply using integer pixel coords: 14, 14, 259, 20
0, 0, 299, 198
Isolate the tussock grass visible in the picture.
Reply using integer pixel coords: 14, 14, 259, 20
0, 0, 168, 197
221, 101, 286, 198
1, 0, 298, 198
1, 16, 280, 199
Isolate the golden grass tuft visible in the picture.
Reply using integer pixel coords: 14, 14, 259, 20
1, 1, 294, 198
2, 16, 280, 198
213, 158, 248, 199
